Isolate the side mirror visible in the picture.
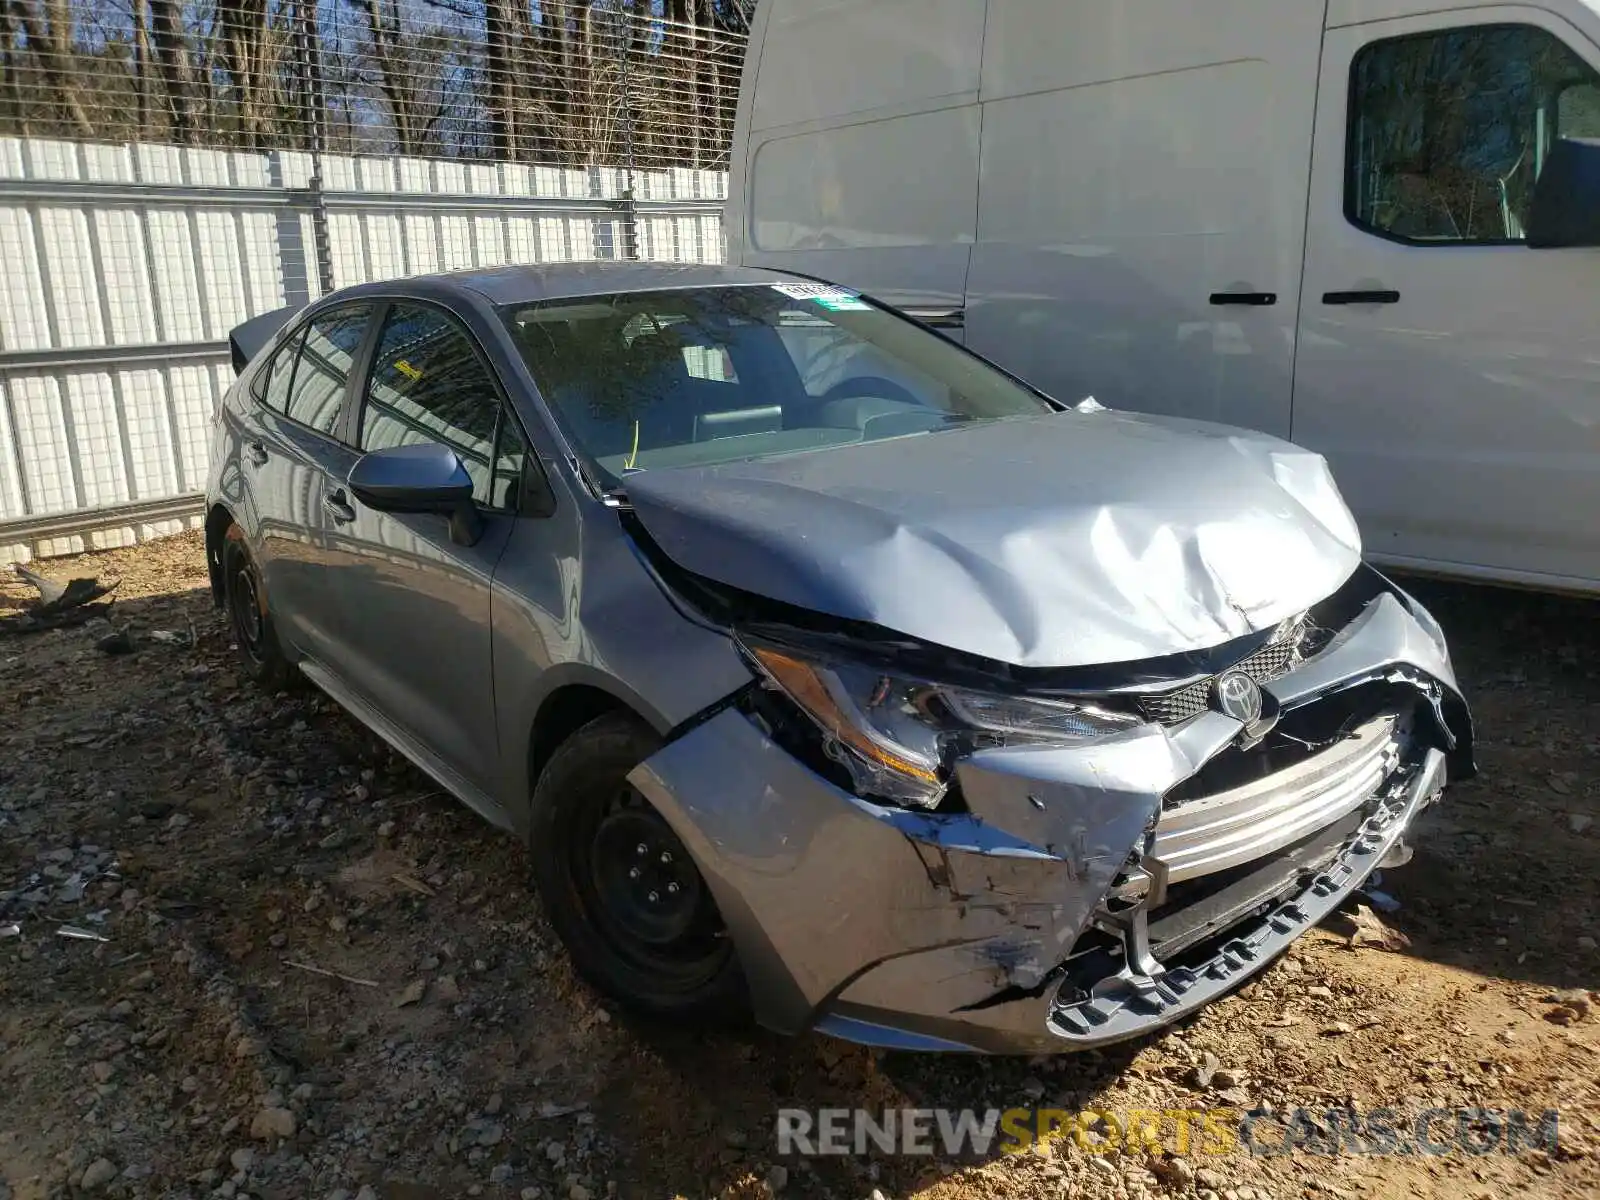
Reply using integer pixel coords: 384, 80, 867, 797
1527, 137, 1600, 248
347, 443, 484, 546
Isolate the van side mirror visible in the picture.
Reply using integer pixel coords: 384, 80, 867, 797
348, 443, 484, 546
1526, 138, 1600, 248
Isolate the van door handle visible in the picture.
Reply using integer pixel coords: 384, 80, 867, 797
1323, 289, 1401, 305
245, 440, 269, 467
322, 489, 356, 525
1209, 291, 1278, 306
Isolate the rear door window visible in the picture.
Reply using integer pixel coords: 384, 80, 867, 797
283, 305, 372, 436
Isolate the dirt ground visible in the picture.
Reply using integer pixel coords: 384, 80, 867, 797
1, 532, 1597, 1200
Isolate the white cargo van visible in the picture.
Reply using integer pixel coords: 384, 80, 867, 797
725, 0, 1600, 591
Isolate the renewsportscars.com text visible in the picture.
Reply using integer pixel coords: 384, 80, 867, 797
775, 1106, 1560, 1159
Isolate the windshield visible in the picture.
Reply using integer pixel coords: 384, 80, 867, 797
500, 284, 1055, 489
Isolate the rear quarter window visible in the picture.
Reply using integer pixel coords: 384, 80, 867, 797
256, 331, 302, 414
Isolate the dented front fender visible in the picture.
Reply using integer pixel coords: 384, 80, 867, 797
626, 707, 1153, 1046
625, 577, 1472, 1054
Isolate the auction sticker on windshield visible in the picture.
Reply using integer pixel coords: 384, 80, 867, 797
770, 282, 872, 310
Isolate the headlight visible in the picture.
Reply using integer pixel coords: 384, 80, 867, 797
743, 641, 1141, 808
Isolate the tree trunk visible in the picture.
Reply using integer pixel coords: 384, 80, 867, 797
484, 0, 516, 159
555, 0, 574, 162
147, 0, 192, 141
217, 0, 267, 148
363, 0, 414, 155
132, 0, 152, 141
1, 5, 27, 136
12, 0, 93, 136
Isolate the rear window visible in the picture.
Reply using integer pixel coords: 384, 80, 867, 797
500, 284, 1053, 489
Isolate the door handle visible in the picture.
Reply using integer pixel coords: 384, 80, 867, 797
245, 440, 269, 467
1209, 291, 1278, 306
1322, 289, 1401, 305
322, 489, 356, 525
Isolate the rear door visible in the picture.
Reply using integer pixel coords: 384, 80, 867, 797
728, 0, 986, 320
965, 0, 1326, 433
315, 300, 530, 801
241, 303, 373, 659
1292, 7, 1600, 583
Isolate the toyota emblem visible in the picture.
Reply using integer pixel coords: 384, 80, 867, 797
1212, 670, 1263, 724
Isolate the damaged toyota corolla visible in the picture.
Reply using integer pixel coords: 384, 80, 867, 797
207, 263, 1473, 1053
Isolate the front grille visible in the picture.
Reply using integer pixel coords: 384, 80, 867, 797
1138, 619, 1305, 725
1147, 713, 1401, 881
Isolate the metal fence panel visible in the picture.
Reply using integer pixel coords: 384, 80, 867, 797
0, 1, 751, 561
0, 137, 729, 563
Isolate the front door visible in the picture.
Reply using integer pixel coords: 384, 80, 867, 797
1292, 7, 1600, 586
317, 301, 530, 801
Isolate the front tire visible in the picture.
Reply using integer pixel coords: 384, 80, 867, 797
222, 525, 293, 691
529, 712, 747, 1022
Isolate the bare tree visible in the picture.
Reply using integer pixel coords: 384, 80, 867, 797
216, 0, 269, 147
9, 0, 94, 135
0, 0, 753, 167
355, 0, 459, 155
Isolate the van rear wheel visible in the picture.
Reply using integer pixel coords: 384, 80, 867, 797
529, 712, 748, 1022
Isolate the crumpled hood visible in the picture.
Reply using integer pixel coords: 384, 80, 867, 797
623, 410, 1363, 668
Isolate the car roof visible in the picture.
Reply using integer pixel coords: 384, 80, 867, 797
333, 262, 809, 308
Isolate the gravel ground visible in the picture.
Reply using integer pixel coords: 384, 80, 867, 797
1, 532, 1597, 1200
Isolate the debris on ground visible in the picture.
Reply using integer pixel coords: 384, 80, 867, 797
1, 562, 120, 634
1544, 988, 1594, 1025
54, 924, 111, 942
1327, 901, 1413, 951
13, 562, 119, 614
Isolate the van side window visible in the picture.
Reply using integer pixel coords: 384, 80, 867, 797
1347, 25, 1600, 244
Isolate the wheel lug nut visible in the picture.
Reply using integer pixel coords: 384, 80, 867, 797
659, 851, 673, 864
647, 890, 660, 904
667, 882, 680, 895
628, 867, 641, 880
636, 843, 648, 857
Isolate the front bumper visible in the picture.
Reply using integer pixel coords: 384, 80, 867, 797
627, 588, 1471, 1054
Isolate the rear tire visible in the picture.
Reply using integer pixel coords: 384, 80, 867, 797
529, 712, 748, 1022
222, 525, 293, 691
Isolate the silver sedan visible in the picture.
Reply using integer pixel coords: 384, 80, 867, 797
205, 263, 1473, 1053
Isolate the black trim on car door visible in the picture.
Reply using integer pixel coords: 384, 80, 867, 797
336, 300, 391, 449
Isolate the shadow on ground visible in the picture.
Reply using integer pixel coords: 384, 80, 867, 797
1378, 576, 1600, 994
3, 541, 1596, 1200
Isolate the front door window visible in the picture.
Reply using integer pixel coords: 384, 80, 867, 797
1347, 24, 1600, 243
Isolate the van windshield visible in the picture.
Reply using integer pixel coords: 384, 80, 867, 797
500, 284, 1055, 489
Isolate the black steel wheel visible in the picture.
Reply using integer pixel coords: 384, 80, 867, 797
529, 712, 747, 1021
222, 526, 293, 690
